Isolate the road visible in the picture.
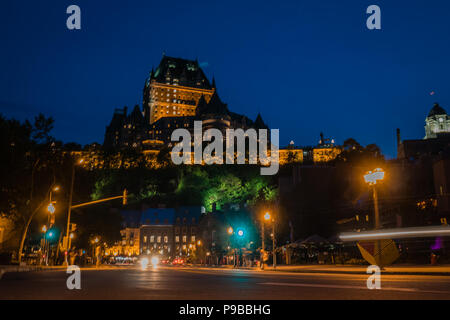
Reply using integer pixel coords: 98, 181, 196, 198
1, 266, 450, 300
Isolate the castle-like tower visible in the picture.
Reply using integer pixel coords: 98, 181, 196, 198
425, 103, 450, 139
143, 55, 215, 124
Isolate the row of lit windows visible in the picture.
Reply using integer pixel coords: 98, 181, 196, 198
142, 235, 195, 243
143, 235, 168, 243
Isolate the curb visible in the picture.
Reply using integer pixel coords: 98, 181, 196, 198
184, 265, 450, 276
261, 268, 450, 276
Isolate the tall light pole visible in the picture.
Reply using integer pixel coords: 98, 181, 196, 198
271, 217, 276, 269
261, 212, 273, 270
64, 158, 83, 260
261, 219, 265, 270
364, 168, 385, 266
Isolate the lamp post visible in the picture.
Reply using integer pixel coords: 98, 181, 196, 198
363, 168, 385, 230
260, 213, 268, 270
64, 158, 83, 261
364, 168, 385, 266
263, 212, 276, 269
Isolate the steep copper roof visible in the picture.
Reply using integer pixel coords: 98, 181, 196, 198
428, 103, 447, 117
151, 55, 212, 89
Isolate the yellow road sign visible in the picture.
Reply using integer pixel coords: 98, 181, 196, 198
357, 239, 399, 267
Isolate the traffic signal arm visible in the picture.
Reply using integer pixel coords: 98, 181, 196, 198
71, 193, 126, 210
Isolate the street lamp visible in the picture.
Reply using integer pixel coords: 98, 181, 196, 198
261, 211, 276, 270
227, 227, 233, 235
364, 168, 385, 229
64, 158, 84, 258
47, 203, 56, 214
364, 168, 385, 267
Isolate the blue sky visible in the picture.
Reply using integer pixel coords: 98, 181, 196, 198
1, 0, 449, 157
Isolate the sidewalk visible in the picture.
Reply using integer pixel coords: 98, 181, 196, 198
262, 264, 450, 276
0, 264, 129, 278
188, 264, 450, 276
0, 265, 43, 278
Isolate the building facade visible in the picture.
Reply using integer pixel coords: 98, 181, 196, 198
143, 55, 215, 125
425, 103, 450, 139
398, 103, 450, 160
104, 55, 269, 151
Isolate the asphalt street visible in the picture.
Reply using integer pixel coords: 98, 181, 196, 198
1, 266, 450, 300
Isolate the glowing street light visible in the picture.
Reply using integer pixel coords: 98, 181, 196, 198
364, 168, 385, 229
47, 203, 56, 214
237, 229, 244, 237
364, 168, 385, 267
227, 227, 233, 235
261, 210, 276, 269
364, 168, 385, 186
41, 225, 47, 233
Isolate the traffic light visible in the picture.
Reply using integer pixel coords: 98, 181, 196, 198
123, 189, 128, 205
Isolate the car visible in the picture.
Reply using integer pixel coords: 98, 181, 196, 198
172, 258, 185, 266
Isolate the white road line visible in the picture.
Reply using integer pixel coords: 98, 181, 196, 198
259, 282, 450, 294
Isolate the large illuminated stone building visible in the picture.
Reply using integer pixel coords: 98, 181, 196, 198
102, 54, 342, 167
104, 55, 268, 150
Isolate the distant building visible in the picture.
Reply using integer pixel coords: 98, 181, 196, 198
140, 208, 176, 257
425, 103, 450, 139
143, 55, 215, 125
397, 103, 450, 160
104, 55, 268, 150
108, 206, 203, 259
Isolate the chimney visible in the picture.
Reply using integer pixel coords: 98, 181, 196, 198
396, 128, 401, 148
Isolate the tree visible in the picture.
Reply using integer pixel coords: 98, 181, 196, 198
0, 113, 60, 263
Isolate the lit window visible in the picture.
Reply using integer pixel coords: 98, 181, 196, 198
150, 235, 154, 243
175, 236, 180, 243
157, 236, 161, 243
191, 235, 195, 243
183, 235, 187, 243
143, 236, 147, 243
164, 236, 168, 243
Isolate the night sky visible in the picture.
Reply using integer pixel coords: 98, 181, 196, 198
1, 0, 450, 158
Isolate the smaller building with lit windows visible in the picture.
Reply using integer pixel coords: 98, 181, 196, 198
140, 208, 176, 258
134, 206, 204, 259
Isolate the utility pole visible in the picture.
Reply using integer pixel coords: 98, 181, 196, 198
272, 219, 276, 269
64, 162, 76, 264
261, 222, 265, 270
373, 186, 380, 229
